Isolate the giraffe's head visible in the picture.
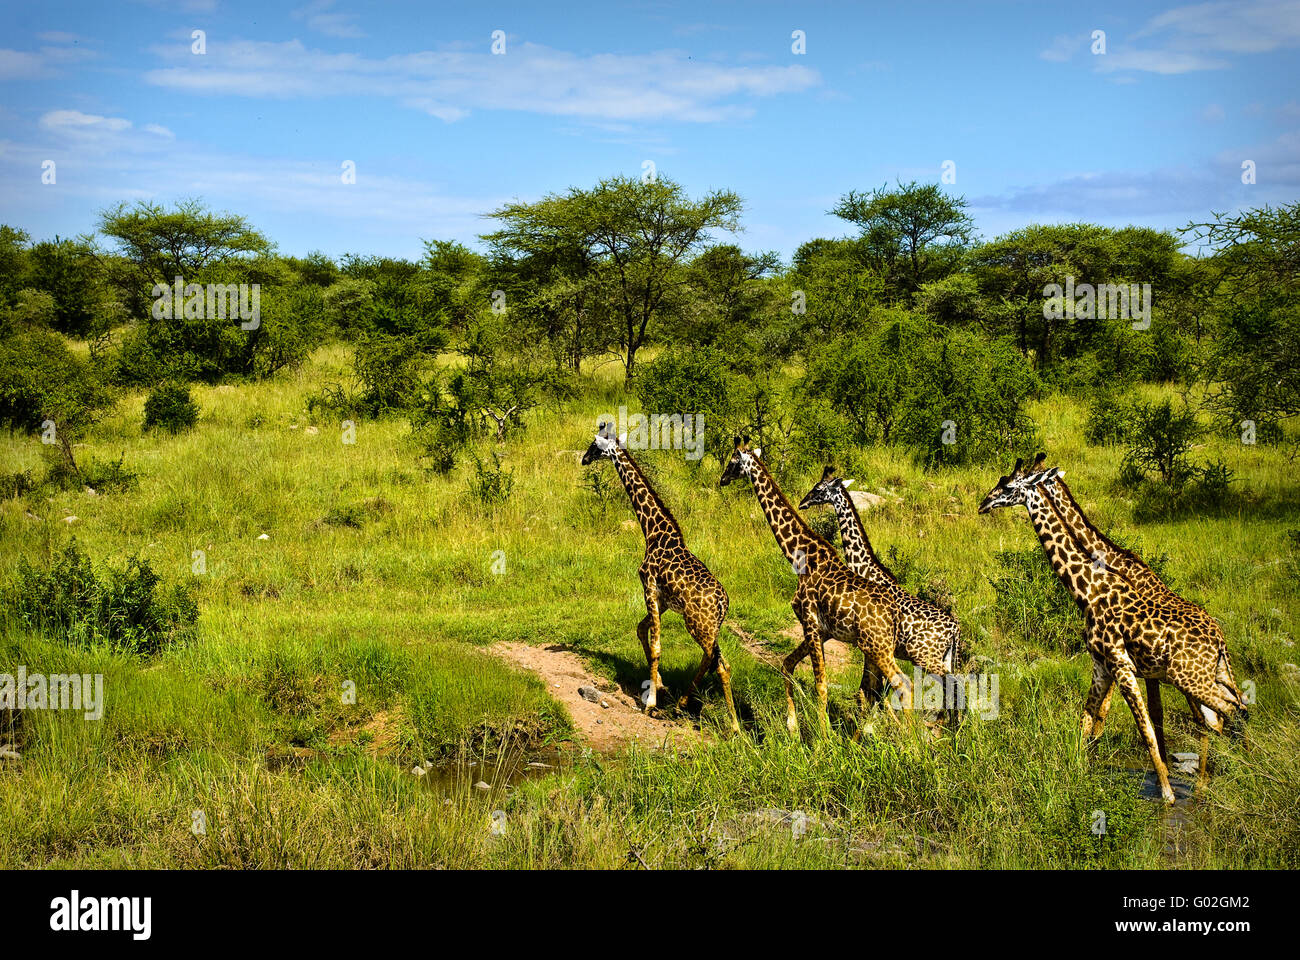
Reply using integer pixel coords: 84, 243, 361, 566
580, 422, 623, 466
977, 453, 1063, 514
797, 465, 855, 510
718, 436, 764, 487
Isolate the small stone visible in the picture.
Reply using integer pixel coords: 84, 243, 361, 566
578, 686, 601, 703
62, 515, 78, 524
1172, 752, 1198, 763
526, 762, 552, 769
596, 718, 603, 724
620, 519, 637, 532
474, 781, 491, 791
84, 486, 97, 496
257, 533, 270, 540
600, 699, 609, 709
412, 765, 426, 776
305, 426, 319, 436
0, 744, 19, 761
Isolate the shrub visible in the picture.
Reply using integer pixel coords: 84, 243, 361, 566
143, 382, 199, 433
467, 451, 514, 508
1084, 391, 1132, 446
804, 315, 1040, 468
5, 542, 198, 655
1119, 397, 1202, 490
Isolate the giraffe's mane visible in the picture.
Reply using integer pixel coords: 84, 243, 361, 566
833, 484, 900, 584
751, 456, 838, 557
1052, 477, 1149, 574
615, 446, 684, 541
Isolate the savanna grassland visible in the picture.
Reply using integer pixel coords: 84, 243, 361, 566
2, 343, 1297, 869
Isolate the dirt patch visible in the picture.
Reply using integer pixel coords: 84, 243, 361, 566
728, 621, 855, 674
489, 642, 702, 753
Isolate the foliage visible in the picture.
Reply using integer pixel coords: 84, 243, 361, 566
5, 542, 198, 656
143, 382, 199, 433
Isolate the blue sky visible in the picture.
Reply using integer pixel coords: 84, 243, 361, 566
2, 0, 1298, 262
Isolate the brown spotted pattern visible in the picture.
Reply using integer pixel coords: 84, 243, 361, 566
797, 466, 962, 713
720, 440, 922, 733
978, 457, 1246, 802
581, 427, 740, 732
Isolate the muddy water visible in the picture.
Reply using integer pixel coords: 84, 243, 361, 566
416, 745, 572, 797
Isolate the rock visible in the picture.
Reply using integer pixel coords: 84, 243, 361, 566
84, 486, 97, 496
257, 533, 270, 540
600, 699, 609, 709
305, 425, 319, 436
412, 765, 427, 776
578, 685, 602, 703
1172, 752, 1198, 763
526, 761, 552, 769
0, 744, 19, 760
596, 718, 603, 724
62, 515, 78, 524
474, 781, 491, 791
849, 491, 885, 511
620, 519, 638, 532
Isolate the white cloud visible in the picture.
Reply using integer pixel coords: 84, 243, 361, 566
293, 1, 365, 39
142, 38, 821, 123
40, 110, 132, 133
1090, 0, 1300, 74
1039, 34, 1085, 62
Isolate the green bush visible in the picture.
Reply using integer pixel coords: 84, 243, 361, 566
990, 547, 1082, 653
1084, 390, 1132, 446
467, 451, 514, 508
5, 542, 198, 655
143, 382, 199, 433
805, 315, 1040, 468
1119, 397, 1202, 490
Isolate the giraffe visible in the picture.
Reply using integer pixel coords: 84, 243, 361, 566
977, 457, 1247, 802
797, 465, 961, 717
1032, 454, 1245, 787
718, 438, 915, 733
581, 423, 740, 734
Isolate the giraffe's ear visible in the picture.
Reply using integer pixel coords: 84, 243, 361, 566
1011, 457, 1025, 476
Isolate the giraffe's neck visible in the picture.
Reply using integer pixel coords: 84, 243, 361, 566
610, 448, 683, 546
1020, 484, 1109, 612
826, 485, 898, 586
748, 460, 840, 574
1044, 478, 1163, 591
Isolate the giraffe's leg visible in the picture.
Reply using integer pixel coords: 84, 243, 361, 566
782, 636, 814, 735
713, 638, 740, 735
678, 608, 714, 707
636, 614, 653, 667
807, 627, 830, 735
1146, 679, 1167, 764
1111, 661, 1175, 804
849, 653, 883, 742
641, 590, 663, 715
1081, 656, 1113, 739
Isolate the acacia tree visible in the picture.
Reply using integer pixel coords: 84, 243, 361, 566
485, 175, 742, 382
831, 180, 974, 301
98, 199, 272, 317
1186, 202, 1300, 441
